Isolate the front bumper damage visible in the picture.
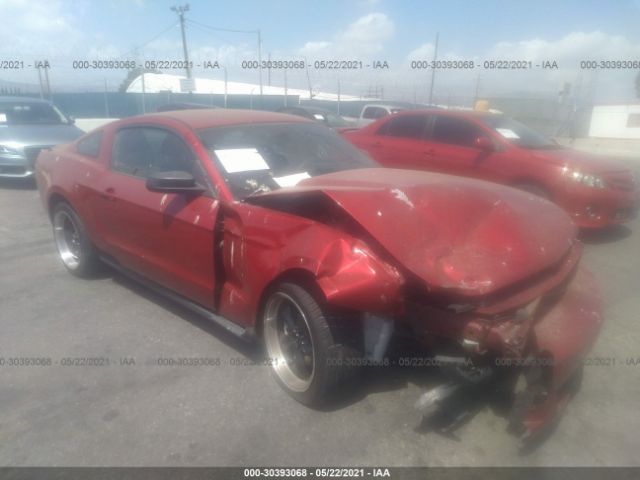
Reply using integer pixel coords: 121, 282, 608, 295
387, 249, 603, 440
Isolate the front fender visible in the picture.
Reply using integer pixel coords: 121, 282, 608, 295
217, 203, 405, 327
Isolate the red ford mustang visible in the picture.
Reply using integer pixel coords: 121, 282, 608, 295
36, 109, 603, 439
342, 109, 640, 228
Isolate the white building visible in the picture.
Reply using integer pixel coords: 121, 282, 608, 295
589, 104, 640, 139
126, 73, 365, 102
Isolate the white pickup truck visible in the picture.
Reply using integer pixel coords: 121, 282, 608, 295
356, 104, 408, 127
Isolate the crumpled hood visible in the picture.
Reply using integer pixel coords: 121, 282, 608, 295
252, 168, 577, 297
0, 124, 83, 147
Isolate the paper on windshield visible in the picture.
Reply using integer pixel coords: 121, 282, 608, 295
313, 114, 325, 120
0, 113, 7, 123
214, 148, 269, 173
273, 172, 311, 187
496, 128, 520, 139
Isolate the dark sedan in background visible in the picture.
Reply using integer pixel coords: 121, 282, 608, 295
0, 96, 83, 179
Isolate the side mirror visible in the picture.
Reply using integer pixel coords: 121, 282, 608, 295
146, 171, 205, 194
474, 136, 494, 151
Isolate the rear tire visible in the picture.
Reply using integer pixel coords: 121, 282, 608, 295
52, 202, 101, 277
262, 282, 359, 406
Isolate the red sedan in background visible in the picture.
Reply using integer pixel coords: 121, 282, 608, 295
36, 109, 603, 439
342, 109, 639, 228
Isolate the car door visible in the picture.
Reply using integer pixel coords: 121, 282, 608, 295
97, 125, 219, 309
363, 113, 431, 168
425, 114, 495, 178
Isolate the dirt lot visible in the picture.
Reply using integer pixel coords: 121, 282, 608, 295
1, 163, 639, 467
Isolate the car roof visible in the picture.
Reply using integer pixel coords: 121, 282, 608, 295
393, 108, 497, 118
138, 108, 312, 130
0, 96, 51, 105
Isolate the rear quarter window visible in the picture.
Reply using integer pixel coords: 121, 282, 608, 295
76, 131, 103, 158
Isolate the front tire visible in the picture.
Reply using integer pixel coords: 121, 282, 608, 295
52, 202, 100, 277
262, 282, 358, 406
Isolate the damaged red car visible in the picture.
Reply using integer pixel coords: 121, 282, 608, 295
35, 110, 603, 438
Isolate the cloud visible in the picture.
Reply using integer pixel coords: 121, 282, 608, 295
486, 31, 640, 63
0, 0, 72, 33
401, 31, 640, 102
297, 13, 395, 59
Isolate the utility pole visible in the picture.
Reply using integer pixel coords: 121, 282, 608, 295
428, 32, 439, 105
103, 78, 110, 117
224, 67, 228, 108
305, 57, 313, 100
257, 29, 263, 100
284, 69, 288, 107
171, 4, 192, 80
267, 52, 271, 86
473, 74, 481, 106
141, 70, 147, 113
36, 66, 44, 99
43, 66, 51, 98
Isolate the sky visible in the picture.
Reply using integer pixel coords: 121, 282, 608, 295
1, 0, 640, 103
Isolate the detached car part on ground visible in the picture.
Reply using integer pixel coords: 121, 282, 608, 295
342, 109, 639, 228
0, 96, 83, 178
36, 109, 603, 440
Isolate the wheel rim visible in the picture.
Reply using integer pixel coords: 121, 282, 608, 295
263, 292, 315, 393
53, 210, 82, 270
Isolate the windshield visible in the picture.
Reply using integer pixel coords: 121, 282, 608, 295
199, 122, 377, 200
0, 102, 70, 125
479, 115, 559, 149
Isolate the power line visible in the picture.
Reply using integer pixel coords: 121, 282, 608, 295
185, 18, 262, 99
185, 19, 258, 35
116, 21, 179, 61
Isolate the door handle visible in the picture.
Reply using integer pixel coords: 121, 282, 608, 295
101, 187, 116, 201
423, 149, 435, 156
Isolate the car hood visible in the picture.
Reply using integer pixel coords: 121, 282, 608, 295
527, 147, 629, 173
250, 168, 577, 297
0, 124, 84, 147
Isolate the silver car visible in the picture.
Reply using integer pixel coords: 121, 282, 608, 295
0, 96, 83, 178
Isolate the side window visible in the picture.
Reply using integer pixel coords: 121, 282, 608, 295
431, 115, 483, 147
362, 106, 386, 120
111, 127, 199, 179
76, 131, 103, 158
379, 115, 429, 139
